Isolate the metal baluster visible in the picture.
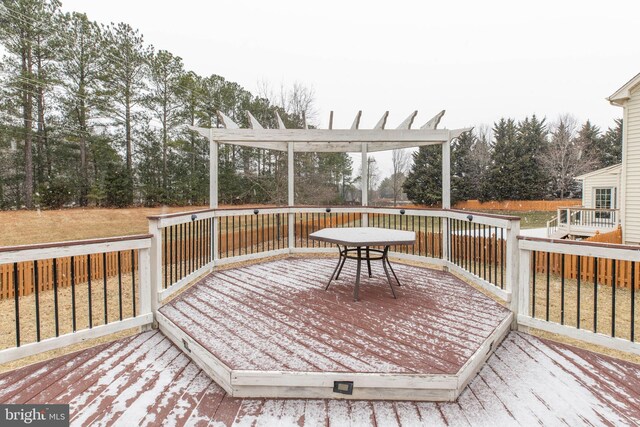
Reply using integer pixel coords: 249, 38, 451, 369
561, 254, 565, 325
117, 251, 123, 321
54, 258, 60, 336
87, 255, 92, 329
631, 261, 636, 342
102, 253, 108, 325
546, 252, 550, 322
34, 260, 40, 341
577, 255, 581, 329
13, 262, 20, 347
594, 257, 598, 333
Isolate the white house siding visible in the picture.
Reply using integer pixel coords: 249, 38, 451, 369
623, 85, 640, 244
581, 169, 620, 209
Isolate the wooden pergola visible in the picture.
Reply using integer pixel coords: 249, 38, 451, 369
188, 110, 470, 209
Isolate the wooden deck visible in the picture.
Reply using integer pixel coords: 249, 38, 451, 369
157, 258, 512, 400
1, 330, 639, 426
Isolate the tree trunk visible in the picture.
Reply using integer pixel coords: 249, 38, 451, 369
22, 45, 34, 209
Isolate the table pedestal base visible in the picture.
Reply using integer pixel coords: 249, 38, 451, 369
325, 245, 402, 301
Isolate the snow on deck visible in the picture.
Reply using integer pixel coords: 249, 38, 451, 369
159, 257, 511, 374
1, 330, 639, 426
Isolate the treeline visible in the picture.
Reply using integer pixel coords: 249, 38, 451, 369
404, 115, 623, 205
0, 0, 353, 210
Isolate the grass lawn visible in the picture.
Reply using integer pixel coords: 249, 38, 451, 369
0, 206, 209, 246
470, 210, 555, 229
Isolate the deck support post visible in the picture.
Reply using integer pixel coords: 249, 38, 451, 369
288, 141, 295, 251
147, 218, 162, 328
506, 219, 521, 327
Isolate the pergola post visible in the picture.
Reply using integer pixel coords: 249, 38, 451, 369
288, 141, 295, 249
361, 142, 369, 226
442, 136, 451, 210
441, 135, 451, 266
209, 129, 219, 208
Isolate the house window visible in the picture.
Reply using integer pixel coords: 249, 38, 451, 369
594, 188, 613, 209
594, 188, 614, 221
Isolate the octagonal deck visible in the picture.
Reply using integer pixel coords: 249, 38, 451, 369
157, 258, 512, 401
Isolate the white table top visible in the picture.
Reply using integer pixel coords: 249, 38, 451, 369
309, 227, 416, 246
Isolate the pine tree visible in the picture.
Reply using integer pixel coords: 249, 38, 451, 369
515, 115, 548, 199
58, 12, 104, 206
101, 22, 151, 173
403, 145, 442, 206
602, 119, 623, 167
484, 118, 518, 200
575, 120, 603, 170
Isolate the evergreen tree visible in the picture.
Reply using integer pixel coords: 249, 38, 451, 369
484, 118, 518, 200
146, 49, 184, 200
602, 118, 623, 166
58, 12, 104, 205
0, 0, 61, 207
403, 145, 442, 206
576, 120, 603, 169
515, 115, 548, 199
101, 22, 151, 172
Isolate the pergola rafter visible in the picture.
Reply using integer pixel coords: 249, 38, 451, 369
187, 110, 471, 210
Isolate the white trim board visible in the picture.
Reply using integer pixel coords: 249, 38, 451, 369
0, 313, 153, 364
517, 315, 640, 356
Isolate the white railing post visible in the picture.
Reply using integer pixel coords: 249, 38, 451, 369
147, 218, 162, 325
505, 219, 520, 327
517, 246, 531, 327
288, 210, 295, 251
138, 246, 152, 318
213, 216, 220, 263
442, 213, 450, 268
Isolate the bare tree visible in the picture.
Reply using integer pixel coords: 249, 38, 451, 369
541, 114, 598, 198
391, 148, 410, 206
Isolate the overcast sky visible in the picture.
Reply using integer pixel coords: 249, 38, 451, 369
63, 0, 640, 176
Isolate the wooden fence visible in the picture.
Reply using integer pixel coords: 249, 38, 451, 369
454, 199, 581, 212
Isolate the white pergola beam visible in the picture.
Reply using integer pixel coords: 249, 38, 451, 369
421, 110, 446, 130
207, 128, 454, 143
276, 111, 287, 129
246, 111, 264, 129
351, 111, 362, 130
374, 111, 389, 130
217, 111, 240, 129
396, 111, 418, 129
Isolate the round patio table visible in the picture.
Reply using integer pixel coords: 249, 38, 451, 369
309, 227, 416, 301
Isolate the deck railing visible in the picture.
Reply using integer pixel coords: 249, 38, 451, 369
518, 236, 640, 354
553, 207, 620, 237
149, 207, 521, 314
5, 205, 638, 364
0, 235, 154, 363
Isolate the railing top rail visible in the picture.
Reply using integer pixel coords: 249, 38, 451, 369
518, 235, 640, 251
557, 206, 619, 212
446, 208, 521, 221
0, 234, 152, 254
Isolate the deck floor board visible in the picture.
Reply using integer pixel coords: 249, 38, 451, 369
159, 258, 511, 374
2, 258, 640, 425
1, 330, 639, 425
